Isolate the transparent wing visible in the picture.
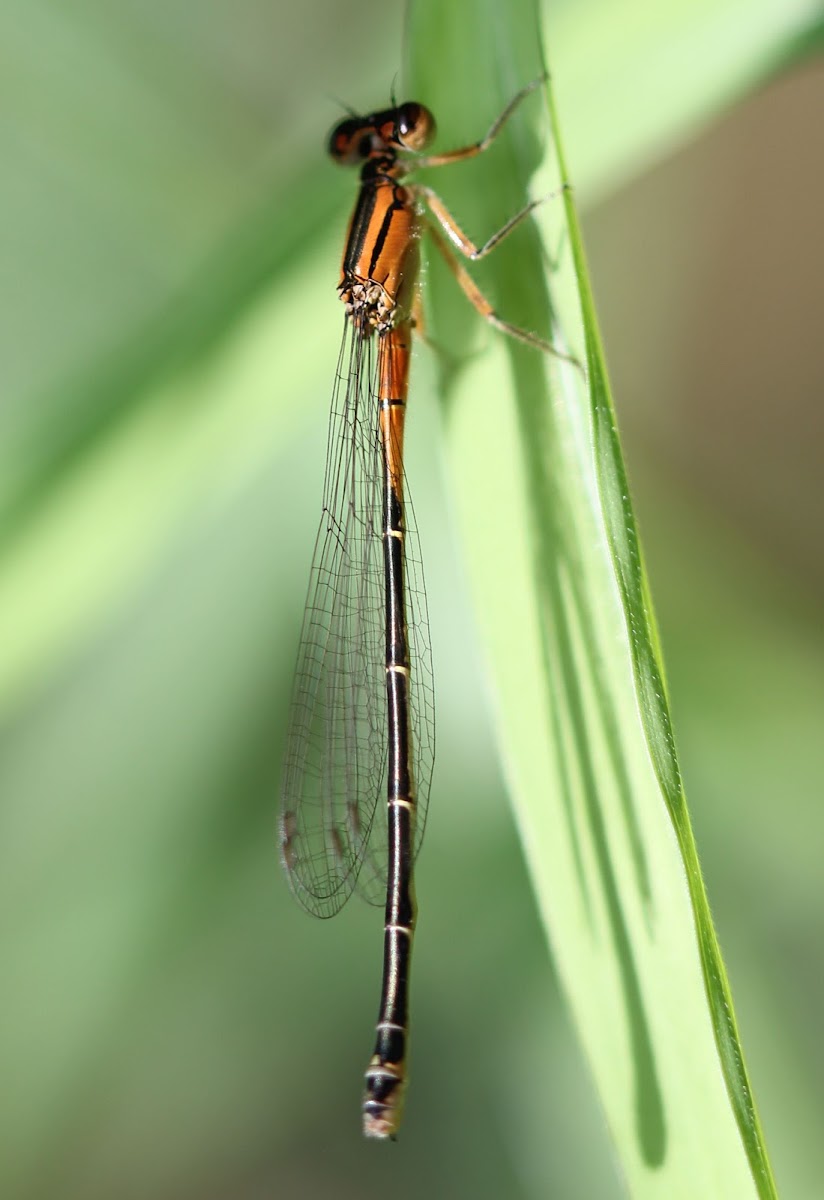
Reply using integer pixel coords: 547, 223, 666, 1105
280, 318, 435, 918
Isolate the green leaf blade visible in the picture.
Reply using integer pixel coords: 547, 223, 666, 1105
407, 0, 779, 1194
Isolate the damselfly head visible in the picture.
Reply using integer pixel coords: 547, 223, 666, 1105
328, 102, 436, 165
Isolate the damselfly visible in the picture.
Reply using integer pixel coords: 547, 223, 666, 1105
280, 77, 575, 1140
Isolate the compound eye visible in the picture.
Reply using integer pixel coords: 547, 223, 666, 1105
395, 102, 436, 151
328, 118, 372, 165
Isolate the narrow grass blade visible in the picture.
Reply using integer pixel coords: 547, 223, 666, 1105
406, 0, 778, 1194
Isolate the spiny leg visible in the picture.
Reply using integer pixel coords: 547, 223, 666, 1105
410, 75, 547, 169
412, 182, 568, 262
426, 221, 581, 368
410, 283, 427, 341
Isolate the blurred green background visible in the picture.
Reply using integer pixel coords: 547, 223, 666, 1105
1, 1, 822, 1197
